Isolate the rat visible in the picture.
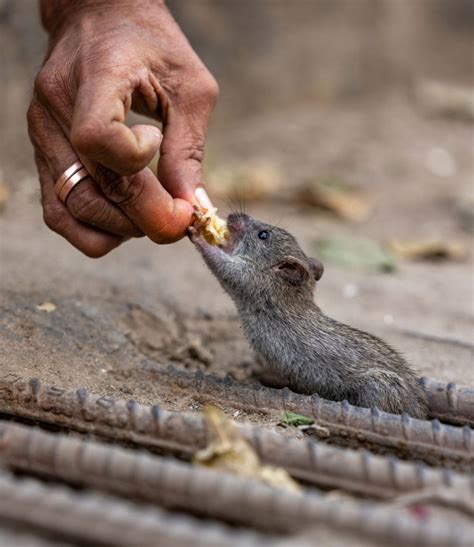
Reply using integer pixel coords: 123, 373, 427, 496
189, 213, 428, 419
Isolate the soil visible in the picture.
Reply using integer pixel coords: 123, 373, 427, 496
1, 98, 473, 419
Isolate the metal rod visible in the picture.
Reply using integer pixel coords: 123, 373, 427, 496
5, 369, 472, 470
0, 469, 271, 547
0, 374, 472, 496
147, 365, 473, 469
0, 421, 472, 546
420, 377, 474, 427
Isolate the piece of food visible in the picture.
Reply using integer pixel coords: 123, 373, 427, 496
198, 207, 230, 246
194, 405, 300, 492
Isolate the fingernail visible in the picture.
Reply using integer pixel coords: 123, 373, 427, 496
134, 124, 163, 145
195, 187, 213, 210
149, 126, 163, 144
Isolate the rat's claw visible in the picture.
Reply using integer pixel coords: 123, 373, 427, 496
187, 225, 204, 245
187, 225, 197, 239
192, 206, 203, 221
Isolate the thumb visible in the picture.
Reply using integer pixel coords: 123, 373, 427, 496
157, 80, 219, 208
71, 80, 162, 176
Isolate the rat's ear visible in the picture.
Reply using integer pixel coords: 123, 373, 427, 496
309, 258, 324, 281
274, 256, 311, 285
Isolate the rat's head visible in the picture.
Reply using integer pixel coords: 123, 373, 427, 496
191, 213, 323, 307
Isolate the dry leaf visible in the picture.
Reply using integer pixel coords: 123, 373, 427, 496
298, 180, 373, 222
416, 79, 474, 122
387, 239, 466, 261
314, 237, 397, 272
194, 405, 300, 492
206, 161, 282, 202
36, 302, 56, 313
0, 183, 10, 213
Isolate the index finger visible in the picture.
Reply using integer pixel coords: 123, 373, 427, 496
70, 79, 162, 176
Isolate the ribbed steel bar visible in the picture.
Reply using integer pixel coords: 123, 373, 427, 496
0, 470, 271, 547
152, 365, 474, 468
0, 421, 472, 546
0, 374, 472, 497
5, 367, 474, 472
420, 377, 474, 427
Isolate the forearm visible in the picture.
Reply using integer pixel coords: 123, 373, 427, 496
40, 0, 165, 34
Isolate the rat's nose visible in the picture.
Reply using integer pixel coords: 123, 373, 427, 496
227, 213, 249, 233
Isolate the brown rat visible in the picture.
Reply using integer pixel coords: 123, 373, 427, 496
189, 213, 428, 419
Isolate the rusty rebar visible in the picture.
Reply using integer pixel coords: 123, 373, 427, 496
0, 374, 472, 493
1, 421, 472, 546
0, 469, 272, 547
420, 377, 474, 427
5, 370, 471, 470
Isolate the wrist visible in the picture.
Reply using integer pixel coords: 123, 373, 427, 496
40, 0, 166, 36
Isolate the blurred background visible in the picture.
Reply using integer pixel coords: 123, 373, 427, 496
0, 1, 473, 389
1, 0, 473, 233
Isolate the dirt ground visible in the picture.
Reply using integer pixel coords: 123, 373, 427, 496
0, 6, 473, 543
1, 95, 473, 416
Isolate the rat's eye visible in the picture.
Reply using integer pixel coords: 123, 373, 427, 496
258, 230, 270, 240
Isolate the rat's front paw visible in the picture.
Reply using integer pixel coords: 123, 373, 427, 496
187, 225, 199, 241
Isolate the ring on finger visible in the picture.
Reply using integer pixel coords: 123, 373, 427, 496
54, 161, 90, 203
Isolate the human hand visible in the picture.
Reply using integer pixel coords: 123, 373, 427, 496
28, 0, 218, 257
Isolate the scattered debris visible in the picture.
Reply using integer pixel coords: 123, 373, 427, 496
172, 337, 214, 366
416, 79, 474, 122
194, 405, 300, 492
302, 424, 331, 438
387, 239, 466, 262
298, 180, 373, 222
314, 236, 397, 272
35, 302, 56, 313
206, 161, 282, 202
279, 410, 314, 427
387, 487, 474, 518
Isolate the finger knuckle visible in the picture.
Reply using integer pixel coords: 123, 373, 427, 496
71, 119, 106, 156
67, 183, 105, 223
94, 165, 144, 209
188, 71, 219, 107
200, 75, 219, 105
122, 151, 148, 176
185, 142, 205, 163
34, 68, 59, 100
43, 202, 68, 234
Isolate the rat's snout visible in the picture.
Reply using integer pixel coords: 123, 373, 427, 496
226, 213, 249, 237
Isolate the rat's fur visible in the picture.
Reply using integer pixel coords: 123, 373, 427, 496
190, 213, 428, 418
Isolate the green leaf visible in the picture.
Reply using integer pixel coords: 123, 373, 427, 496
313, 236, 397, 272
280, 410, 315, 427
